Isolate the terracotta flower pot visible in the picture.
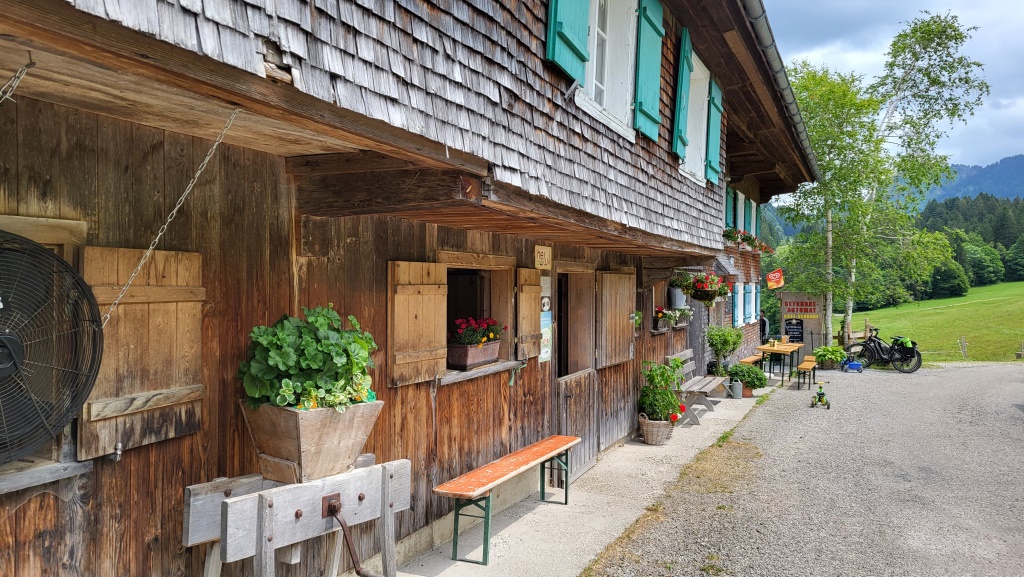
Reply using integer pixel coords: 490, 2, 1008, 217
447, 341, 501, 370
240, 400, 384, 484
742, 385, 754, 398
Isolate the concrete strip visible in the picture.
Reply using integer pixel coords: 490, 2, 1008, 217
382, 388, 769, 577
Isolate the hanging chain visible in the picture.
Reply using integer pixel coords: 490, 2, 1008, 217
0, 53, 36, 105
101, 108, 242, 327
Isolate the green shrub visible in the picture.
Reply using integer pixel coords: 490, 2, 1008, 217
706, 326, 743, 375
812, 345, 846, 364
639, 361, 684, 421
728, 363, 767, 389
928, 258, 970, 298
239, 305, 377, 411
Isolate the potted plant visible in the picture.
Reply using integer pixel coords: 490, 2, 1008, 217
238, 305, 382, 483
668, 275, 687, 309
728, 363, 767, 398
448, 316, 507, 370
638, 361, 685, 445
673, 304, 694, 328
676, 271, 726, 306
632, 310, 643, 336
653, 306, 680, 331
813, 345, 847, 370
705, 326, 743, 376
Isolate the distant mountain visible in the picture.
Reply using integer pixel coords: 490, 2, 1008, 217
928, 155, 1024, 201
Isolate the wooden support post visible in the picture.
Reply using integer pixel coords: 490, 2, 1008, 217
254, 493, 276, 577
379, 462, 397, 576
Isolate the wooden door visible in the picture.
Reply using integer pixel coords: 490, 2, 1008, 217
559, 369, 598, 480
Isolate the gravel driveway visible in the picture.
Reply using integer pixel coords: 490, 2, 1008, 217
586, 363, 1024, 577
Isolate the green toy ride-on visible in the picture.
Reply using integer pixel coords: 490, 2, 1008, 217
810, 382, 830, 409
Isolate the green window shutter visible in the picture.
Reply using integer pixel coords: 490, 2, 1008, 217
725, 187, 735, 227
633, 0, 665, 140
732, 285, 740, 328
755, 203, 761, 236
743, 198, 752, 231
672, 27, 693, 157
744, 285, 753, 323
546, 0, 591, 83
705, 78, 724, 183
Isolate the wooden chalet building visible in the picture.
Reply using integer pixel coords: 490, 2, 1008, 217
0, 0, 816, 574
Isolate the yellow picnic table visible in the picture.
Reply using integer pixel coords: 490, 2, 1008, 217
755, 342, 805, 383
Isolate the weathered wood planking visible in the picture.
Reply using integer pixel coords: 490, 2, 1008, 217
387, 261, 448, 386
221, 461, 411, 563
515, 268, 542, 360
597, 272, 637, 368
77, 247, 205, 460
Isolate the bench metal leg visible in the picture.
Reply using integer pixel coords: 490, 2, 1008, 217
540, 451, 571, 505
451, 494, 492, 565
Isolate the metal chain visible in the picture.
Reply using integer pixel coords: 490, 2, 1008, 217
101, 108, 242, 327
0, 54, 36, 105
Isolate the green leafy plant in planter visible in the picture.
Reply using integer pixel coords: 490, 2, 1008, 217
813, 345, 847, 369
632, 310, 643, 331
705, 326, 743, 376
639, 361, 686, 445
239, 305, 378, 411
728, 363, 767, 389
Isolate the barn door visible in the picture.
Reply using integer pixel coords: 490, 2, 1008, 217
78, 247, 205, 460
559, 369, 598, 481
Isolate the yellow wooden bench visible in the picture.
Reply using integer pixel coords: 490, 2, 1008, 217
796, 355, 817, 389
739, 353, 764, 366
433, 435, 581, 565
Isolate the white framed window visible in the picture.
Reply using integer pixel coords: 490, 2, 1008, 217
576, 0, 639, 139
733, 281, 744, 328
680, 54, 710, 178
736, 191, 746, 233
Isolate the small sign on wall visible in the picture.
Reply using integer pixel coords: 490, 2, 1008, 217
534, 245, 552, 270
539, 275, 552, 363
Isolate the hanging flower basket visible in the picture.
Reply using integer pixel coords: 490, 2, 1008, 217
691, 289, 719, 304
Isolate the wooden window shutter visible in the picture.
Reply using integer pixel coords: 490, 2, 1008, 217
388, 261, 447, 387
744, 284, 753, 323
545, 0, 591, 83
705, 78, 724, 184
634, 0, 666, 140
672, 27, 694, 158
725, 187, 735, 227
597, 272, 636, 368
755, 285, 761, 317
515, 268, 542, 360
78, 247, 205, 461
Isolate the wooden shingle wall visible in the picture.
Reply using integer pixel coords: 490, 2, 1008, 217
69, 0, 727, 251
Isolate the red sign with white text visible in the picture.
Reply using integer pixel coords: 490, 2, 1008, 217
766, 268, 784, 289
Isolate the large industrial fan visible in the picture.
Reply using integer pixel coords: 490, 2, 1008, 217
0, 230, 103, 465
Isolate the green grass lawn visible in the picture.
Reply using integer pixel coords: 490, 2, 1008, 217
840, 281, 1024, 362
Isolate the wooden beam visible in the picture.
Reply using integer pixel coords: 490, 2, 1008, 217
86, 384, 206, 421
91, 285, 207, 306
0, 215, 87, 246
483, 182, 716, 258
295, 170, 482, 217
0, 0, 489, 176
436, 251, 516, 270
285, 151, 419, 175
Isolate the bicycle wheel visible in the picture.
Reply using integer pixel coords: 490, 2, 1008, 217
892, 350, 922, 373
845, 343, 875, 367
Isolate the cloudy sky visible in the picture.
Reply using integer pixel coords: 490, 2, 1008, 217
762, 0, 1023, 167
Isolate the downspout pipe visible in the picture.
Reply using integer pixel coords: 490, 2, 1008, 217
738, 0, 822, 182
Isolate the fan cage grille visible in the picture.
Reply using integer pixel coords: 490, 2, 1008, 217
0, 231, 103, 465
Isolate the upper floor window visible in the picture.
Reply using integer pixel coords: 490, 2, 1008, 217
680, 54, 710, 178
547, 0, 666, 142
672, 28, 724, 185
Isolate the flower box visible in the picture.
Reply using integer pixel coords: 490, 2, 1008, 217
240, 400, 384, 484
447, 341, 501, 370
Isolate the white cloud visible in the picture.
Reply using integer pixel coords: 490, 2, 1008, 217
765, 0, 1024, 167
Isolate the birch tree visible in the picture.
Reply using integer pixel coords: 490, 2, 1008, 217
780, 12, 989, 344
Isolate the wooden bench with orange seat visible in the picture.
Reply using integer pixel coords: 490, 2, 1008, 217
432, 435, 581, 565
796, 355, 817, 389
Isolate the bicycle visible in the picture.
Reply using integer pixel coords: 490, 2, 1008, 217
844, 328, 922, 373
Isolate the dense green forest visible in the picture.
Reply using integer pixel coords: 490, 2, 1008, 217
919, 193, 1024, 248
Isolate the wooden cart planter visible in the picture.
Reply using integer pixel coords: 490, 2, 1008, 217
240, 400, 384, 484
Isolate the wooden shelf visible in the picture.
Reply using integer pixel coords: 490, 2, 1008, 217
650, 328, 671, 336
439, 360, 526, 386
0, 458, 94, 496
